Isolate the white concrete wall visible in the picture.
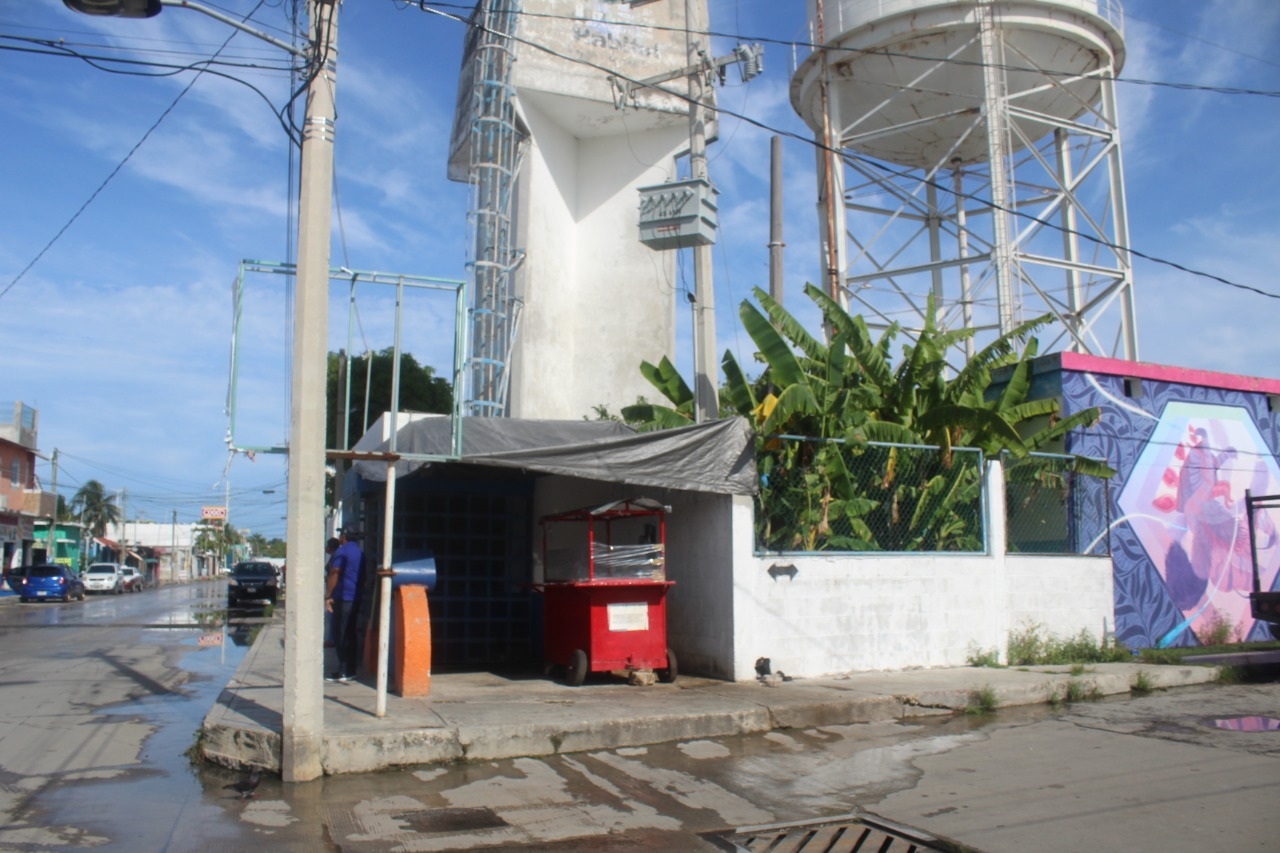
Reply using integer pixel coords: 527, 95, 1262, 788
1006, 553, 1115, 641
509, 97, 688, 420
723, 461, 1115, 681
661, 490, 737, 680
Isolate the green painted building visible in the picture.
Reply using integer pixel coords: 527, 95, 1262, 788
32, 521, 86, 571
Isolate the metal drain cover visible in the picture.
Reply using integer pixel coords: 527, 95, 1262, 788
703, 811, 981, 852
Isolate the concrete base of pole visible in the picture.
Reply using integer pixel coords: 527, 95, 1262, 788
280, 730, 323, 782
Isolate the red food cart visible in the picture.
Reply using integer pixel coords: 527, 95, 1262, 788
535, 498, 676, 686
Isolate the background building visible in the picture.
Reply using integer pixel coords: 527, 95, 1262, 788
0, 401, 53, 570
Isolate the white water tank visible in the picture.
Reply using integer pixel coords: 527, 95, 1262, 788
790, 0, 1126, 169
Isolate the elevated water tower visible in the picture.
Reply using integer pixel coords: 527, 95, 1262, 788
791, 0, 1137, 360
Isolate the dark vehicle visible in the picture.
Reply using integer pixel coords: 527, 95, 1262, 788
4, 565, 28, 594
227, 561, 279, 607
1245, 491, 1280, 627
17, 564, 85, 603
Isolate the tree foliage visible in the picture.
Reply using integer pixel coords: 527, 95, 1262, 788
326, 348, 452, 451
70, 480, 120, 538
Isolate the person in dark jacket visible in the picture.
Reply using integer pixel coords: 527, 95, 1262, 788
324, 528, 364, 682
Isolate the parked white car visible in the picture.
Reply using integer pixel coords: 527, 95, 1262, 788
84, 563, 124, 595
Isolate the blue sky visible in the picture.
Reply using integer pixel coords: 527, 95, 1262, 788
2, 0, 1278, 540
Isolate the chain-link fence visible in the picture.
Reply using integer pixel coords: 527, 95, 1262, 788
1002, 451, 1112, 556
755, 438, 985, 554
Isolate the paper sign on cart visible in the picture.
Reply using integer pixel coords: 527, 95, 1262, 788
607, 602, 649, 632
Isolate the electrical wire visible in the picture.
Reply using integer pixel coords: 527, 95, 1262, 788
413, 1, 1280, 303
0, 1, 283, 303
409, 1, 1280, 99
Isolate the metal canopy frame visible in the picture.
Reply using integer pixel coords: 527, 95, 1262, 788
227, 260, 468, 463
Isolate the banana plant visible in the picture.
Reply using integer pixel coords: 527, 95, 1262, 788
629, 284, 1112, 551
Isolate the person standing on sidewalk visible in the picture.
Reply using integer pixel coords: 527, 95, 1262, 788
325, 528, 365, 682
323, 537, 339, 649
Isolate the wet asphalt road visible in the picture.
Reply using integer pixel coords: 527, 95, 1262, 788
0, 580, 1276, 852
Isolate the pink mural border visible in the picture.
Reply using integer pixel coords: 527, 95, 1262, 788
1061, 352, 1280, 395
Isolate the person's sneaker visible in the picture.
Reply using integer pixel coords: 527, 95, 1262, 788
324, 671, 343, 682
336, 672, 355, 683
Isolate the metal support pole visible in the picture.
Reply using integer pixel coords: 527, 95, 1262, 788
926, 181, 944, 327
1055, 128, 1083, 349
282, 0, 338, 785
1102, 75, 1139, 361
979, 0, 1016, 337
375, 460, 396, 718
954, 165, 975, 359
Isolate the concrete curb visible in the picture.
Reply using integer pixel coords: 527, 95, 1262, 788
201, 621, 1225, 775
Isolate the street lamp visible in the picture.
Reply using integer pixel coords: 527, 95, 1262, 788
64, 0, 160, 17
63, 0, 306, 56
63, 0, 336, 784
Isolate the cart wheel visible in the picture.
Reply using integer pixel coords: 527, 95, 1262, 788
566, 649, 589, 687
657, 648, 678, 684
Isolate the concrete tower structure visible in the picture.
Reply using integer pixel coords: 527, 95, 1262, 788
450, 0, 705, 419
792, 0, 1137, 361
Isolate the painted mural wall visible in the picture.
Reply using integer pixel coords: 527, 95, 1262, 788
1063, 369, 1280, 648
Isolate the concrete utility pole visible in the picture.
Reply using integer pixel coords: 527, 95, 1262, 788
63, 0, 337, 783
282, 0, 339, 784
769, 136, 785, 306
47, 449, 58, 563
814, 0, 843, 312
685, 0, 718, 422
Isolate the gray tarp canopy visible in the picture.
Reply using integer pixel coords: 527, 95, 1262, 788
351, 416, 756, 496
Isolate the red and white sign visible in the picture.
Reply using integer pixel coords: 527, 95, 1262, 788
202, 506, 227, 520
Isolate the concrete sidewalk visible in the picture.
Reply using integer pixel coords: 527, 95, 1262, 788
201, 617, 1223, 776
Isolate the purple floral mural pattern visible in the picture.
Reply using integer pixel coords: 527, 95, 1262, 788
1062, 372, 1280, 648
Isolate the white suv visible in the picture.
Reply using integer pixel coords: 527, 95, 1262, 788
84, 563, 124, 595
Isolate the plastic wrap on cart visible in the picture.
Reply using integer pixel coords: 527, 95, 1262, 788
545, 543, 664, 581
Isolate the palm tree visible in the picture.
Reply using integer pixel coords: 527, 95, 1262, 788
71, 480, 120, 538
247, 531, 269, 557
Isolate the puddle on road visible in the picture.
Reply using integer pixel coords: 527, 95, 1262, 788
21, 610, 260, 849
1206, 715, 1280, 732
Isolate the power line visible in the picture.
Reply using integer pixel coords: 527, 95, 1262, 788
410, 1, 1280, 99
414, 2, 1280, 303
0, 2, 282, 303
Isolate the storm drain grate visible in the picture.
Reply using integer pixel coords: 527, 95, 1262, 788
704, 812, 981, 853
397, 807, 509, 834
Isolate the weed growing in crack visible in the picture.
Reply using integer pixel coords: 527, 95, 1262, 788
965, 684, 998, 715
